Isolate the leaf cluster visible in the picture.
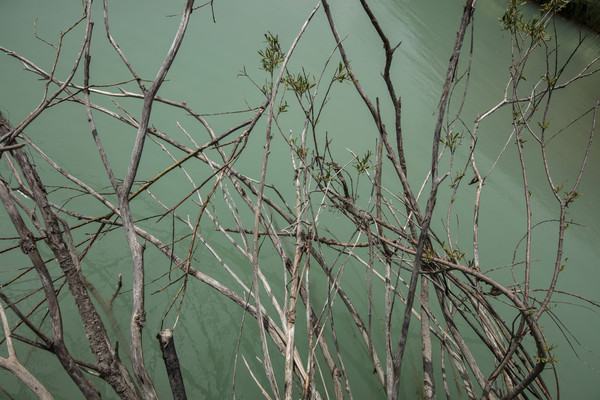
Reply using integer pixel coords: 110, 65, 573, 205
283, 71, 316, 96
258, 32, 285, 74
500, 0, 551, 43
353, 150, 372, 174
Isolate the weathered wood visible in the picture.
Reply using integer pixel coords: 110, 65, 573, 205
1, 111, 140, 399
157, 329, 187, 400
0, 178, 102, 400
0, 302, 54, 400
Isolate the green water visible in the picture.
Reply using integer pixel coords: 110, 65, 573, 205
1, 0, 599, 398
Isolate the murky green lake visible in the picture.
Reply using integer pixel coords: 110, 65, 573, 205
1, 0, 599, 398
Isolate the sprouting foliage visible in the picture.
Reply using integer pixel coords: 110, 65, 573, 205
540, 0, 569, 14
541, 71, 559, 88
449, 170, 465, 189
440, 131, 463, 153
279, 101, 289, 114
258, 32, 285, 75
537, 120, 550, 130
290, 137, 309, 159
560, 257, 568, 271
1, 1, 597, 399
283, 70, 316, 96
440, 241, 467, 263
552, 181, 583, 206
565, 190, 583, 206
534, 342, 559, 364
500, 0, 553, 43
333, 61, 352, 83
316, 164, 335, 184
353, 150, 372, 174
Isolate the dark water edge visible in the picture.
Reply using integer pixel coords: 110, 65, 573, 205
534, 0, 600, 33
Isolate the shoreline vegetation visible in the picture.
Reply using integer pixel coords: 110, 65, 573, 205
536, 0, 600, 33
